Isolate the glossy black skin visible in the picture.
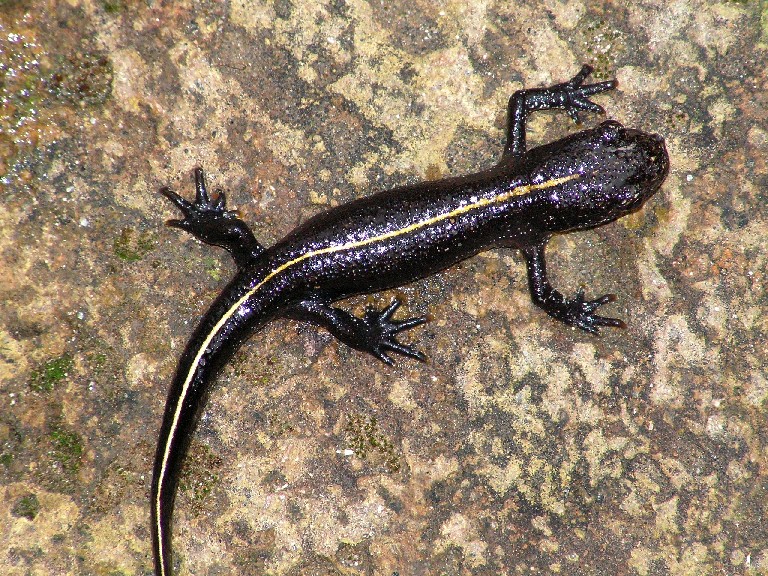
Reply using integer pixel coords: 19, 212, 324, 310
151, 66, 668, 575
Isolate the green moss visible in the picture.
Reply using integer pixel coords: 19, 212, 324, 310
203, 256, 223, 281
0, 420, 21, 470
49, 423, 83, 474
29, 353, 73, 392
90, 351, 108, 369
46, 51, 113, 105
11, 493, 40, 520
179, 444, 222, 516
268, 412, 296, 437
102, 0, 126, 13
113, 227, 156, 261
343, 414, 401, 473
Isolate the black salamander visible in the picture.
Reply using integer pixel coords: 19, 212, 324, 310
151, 66, 668, 575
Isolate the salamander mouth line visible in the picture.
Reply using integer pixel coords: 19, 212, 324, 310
153, 171, 578, 575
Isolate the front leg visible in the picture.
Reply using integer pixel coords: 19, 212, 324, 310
521, 242, 626, 333
504, 65, 616, 157
285, 297, 427, 365
160, 168, 264, 269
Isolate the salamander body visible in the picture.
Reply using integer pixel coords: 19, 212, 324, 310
151, 66, 669, 575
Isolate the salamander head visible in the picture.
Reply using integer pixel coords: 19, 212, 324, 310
594, 120, 669, 212
531, 120, 669, 232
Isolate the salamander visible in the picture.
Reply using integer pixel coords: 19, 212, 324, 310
151, 65, 668, 575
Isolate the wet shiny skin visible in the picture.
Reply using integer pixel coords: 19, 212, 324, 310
151, 66, 668, 575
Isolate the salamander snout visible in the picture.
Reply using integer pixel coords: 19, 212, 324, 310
575, 124, 670, 225
622, 128, 669, 190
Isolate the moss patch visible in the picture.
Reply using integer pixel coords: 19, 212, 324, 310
343, 414, 401, 473
113, 227, 156, 262
49, 423, 84, 474
11, 493, 40, 520
46, 51, 113, 106
29, 354, 73, 392
179, 443, 223, 517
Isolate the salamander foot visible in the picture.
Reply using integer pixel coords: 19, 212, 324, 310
561, 289, 626, 334
362, 299, 428, 365
159, 168, 264, 267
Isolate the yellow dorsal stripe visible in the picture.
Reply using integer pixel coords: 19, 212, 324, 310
154, 171, 578, 573
258, 172, 578, 284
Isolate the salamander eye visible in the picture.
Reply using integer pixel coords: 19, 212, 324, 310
598, 120, 624, 143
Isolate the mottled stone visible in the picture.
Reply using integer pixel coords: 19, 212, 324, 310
0, 1, 766, 575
